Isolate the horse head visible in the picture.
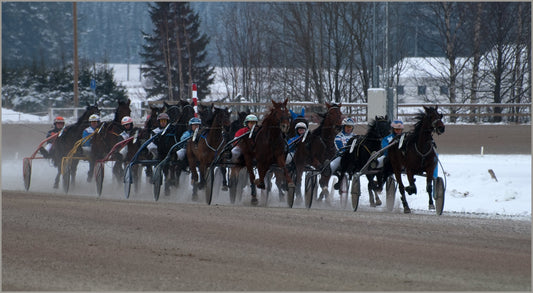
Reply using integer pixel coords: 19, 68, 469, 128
372, 115, 390, 138
212, 107, 231, 131
325, 102, 343, 128
114, 99, 131, 123
164, 102, 181, 124
424, 106, 445, 135
270, 98, 291, 133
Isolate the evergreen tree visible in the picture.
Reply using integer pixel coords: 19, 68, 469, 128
140, 2, 214, 102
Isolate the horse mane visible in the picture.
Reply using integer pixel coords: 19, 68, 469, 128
411, 109, 430, 142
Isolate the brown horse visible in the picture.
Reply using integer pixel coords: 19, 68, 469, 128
388, 106, 445, 213
292, 102, 343, 202
187, 106, 231, 200
49, 103, 100, 189
88, 99, 131, 183
232, 99, 292, 205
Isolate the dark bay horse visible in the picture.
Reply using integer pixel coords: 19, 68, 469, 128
292, 102, 343, 202
49, 103, 100, 188
233, 99, 292, 205
187, 106, 231, 200
89, 99, 132, 182
335, 116, 390, 207
156, 101, 196, 195
388, 106, 445, 213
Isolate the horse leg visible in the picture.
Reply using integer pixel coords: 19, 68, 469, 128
71, 159, 79, 188
393, 171, 411, 214
54, 168, 61, 189
220, 167, 229, 191
87, 158, 94, 183
254, 163, 268, 190
368, 175, 382, 206
404, 171, 417, 195
318, 175, 330, 202
426, 174, 435, 210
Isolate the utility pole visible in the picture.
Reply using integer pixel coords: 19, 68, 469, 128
73, 2, 79, 107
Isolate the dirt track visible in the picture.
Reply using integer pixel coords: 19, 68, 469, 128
2, 191, 530, 291
1, 123, 531, 290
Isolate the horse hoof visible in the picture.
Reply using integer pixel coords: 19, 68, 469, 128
333, 182, 340, 190
404, 208, 411, 214
192, 194, 198, 202
375, 199, 382, 206
53, 183, 59, 189
370, 202, 376, 207
429, 204, 435, 210
405, 185, 417, 195
222, 185, 229, 191
254, 180, 266, 189
287, 182, 296, 189
251, 196, 258, 206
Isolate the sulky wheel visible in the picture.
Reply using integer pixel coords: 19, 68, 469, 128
339, 174, 349, 209
95, 162, 105, 196
62, 160, 71, 194
350, 176, 361, 212
124, 165, 133, 199
304, 173, 317, 209
236, 168, 248, 203
152, 166, 163, 202
386, 176, 396, 212
23, 158, 32, 191
205, 167, 215, 205
434, 177, 445, 215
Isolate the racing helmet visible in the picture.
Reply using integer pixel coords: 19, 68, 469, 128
294, 122, 307, 130
157, 113, 169, 121
243, 114, 258, 126
54, 116, 65, 123
89, 114, 100, 122
342, 117, 355, 126
391, 120, 404, 129
121, 116, 133, 125
189, 117, 202, 125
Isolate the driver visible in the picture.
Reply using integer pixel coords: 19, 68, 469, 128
230, 114, 258, 163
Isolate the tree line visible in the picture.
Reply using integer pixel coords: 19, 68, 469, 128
2, 2, 530, 123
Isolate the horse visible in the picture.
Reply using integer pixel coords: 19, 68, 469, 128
264, 107, 307, 201
187, 106, 231, 200
49, 103, 100, 189
88, 99, 132, 183
291, 102, 343, 202
334, 115, 390, 207
156, 101, 196, 195
388, 106, 445, 213
232, 99, 292, 205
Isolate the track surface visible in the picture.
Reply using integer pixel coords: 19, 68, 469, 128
2, 191, 531, 291
2, 123, 531, 290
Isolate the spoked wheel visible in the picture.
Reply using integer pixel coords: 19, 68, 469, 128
304, 173, 317, 209
62, 160, 71, 194
23, 158, 32, 191
434, 177, 445, 215
205, 167, 223, 205
386, 176, 396, 212
339, 174, 349, 209
95, 162, 105, 196
350, 176, 361, 212
152, 165, 163, 201
124, 165, 133, 199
